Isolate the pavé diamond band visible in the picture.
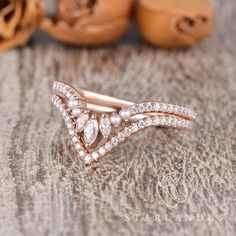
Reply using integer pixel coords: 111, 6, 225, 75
51, 81, 196, 164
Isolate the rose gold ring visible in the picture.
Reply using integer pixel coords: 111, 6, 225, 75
51, 81, 196, 164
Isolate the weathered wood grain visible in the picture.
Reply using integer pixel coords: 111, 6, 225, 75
0, 1, 236, 236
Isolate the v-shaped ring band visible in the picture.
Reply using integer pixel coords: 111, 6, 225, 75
51, 81, 196, 164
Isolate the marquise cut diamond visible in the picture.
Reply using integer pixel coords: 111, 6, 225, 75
76, 113, 89, 132
99, 116, 111, 138
84, 118, 99, 146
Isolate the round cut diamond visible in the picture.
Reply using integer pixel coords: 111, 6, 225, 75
69, 129, 76, 136
154, 103, 161, 111
138, 120, 145, 129
98, 147, 106, 156
105, 142, 112, 151
85, 155, 92, 163
66, 122, 74, 130
63, 113, 70, 122
75, 143, 82, 150
118, 132, 125, 142
72, 108, 81, 117
145, 117, 152, 126
139, 104, 145, 112
72, 136, 78, 143
92, 152, 99, 161
79, 150, 86, 158
111, 137, 118, 146
68, 99, 79, 109
130, 123, 138, 133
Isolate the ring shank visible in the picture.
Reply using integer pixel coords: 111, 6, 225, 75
78, 89, 134, 113
78, 89, 184, 122
53, 81, 195, 122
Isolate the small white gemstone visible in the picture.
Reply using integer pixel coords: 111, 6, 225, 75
76, 113, 89, 132
154, 103, 161, 111
160, 116, 167, 125
58, 85, 62, 92
172, 118, 178, 127
100, 116, 111, 137
117, 132, 124, 142
66, 122, 74, 130
187, 110, 192, 117
152, 117, 160, 125
63, 111, 70, 121
166, 117, 172, 126
176, 119, 182, 127
139, 104, 145, 112
129, 107, 135, 115
66, 91, 73, 99
138, 120, 145, 129
84, 118, 99, 146
146, 103, 153, 111
69, 129, 76, 136
68, 99, 79, 109
61, 87, 67, 95
123, 127, 131, 137
145, 117, 152, 126
72, 108, 82, 117
174, 105, 180, 114
180, 120, 185, 127
134, 105, 140, 113
72, 136, 78, 143
75, 143, 82, 149
111, 137, 118, 146
161, 103, 167, 111
180, 106, 185, 113
167, 104, 174, 112
98, 147, 106, 156
92, 152, 99, 161
130, 123, 138, 133
184, 108, 189, 115
119, 109, 131, 120
105, 142, 112, 151
110, 113, 121, 127
58, 104, 64, 112
85, 155, 92, 163
54, 100, 59, 107
79, 150, 86, 158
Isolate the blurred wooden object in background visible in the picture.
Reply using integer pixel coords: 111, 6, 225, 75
0, 0, 43, 51
40, 0, 133, 45
135, 0, 214, 48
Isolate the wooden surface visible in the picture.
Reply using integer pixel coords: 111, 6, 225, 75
0, 1, 236, 236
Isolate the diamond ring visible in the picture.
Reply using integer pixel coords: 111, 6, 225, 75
51, 81, 196, 164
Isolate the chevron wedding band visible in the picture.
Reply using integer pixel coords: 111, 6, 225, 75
51, 81, 196, 164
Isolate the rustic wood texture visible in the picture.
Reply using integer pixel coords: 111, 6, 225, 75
0, 1, 236, 236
